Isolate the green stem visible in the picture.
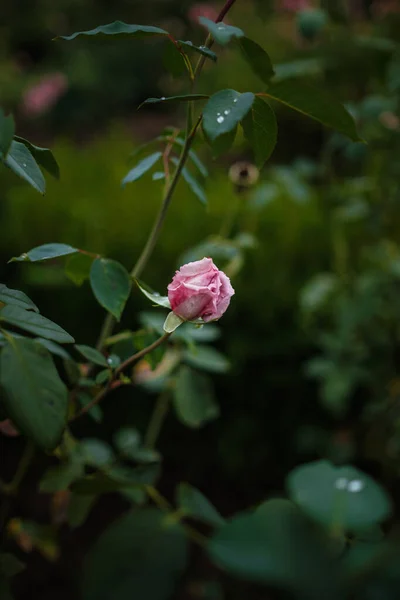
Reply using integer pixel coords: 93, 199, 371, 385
74, 333, 171, 420
4, 441, 35, 495
95, 0, 239, 351
144, 391, 170, 449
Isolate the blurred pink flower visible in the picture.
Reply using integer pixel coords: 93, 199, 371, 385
21, 72, 68, 117
277, 0, 310, 12
188, 3, 219, 23
0, 419, 20, 437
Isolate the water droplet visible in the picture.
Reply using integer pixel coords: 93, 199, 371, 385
348, 479, 364, 493
217, 25, 225, 30
233, 98, 238, 103
160, 97, 166, 100
335, 477, 348, 490
22, 163, 27, 167
199, 46, 206, 50
224, 109, 231, 115
217, 116, 225, 124
217, 112, 221, 116
107, 357, 113, 365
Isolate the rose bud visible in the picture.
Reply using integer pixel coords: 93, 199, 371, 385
167, 257, 234, 322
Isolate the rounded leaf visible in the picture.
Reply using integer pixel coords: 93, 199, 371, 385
90, 258, 131, 321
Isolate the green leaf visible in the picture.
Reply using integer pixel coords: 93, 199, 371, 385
262, 81, 361, 141
177, 40, 217, 62
0, 305, 74, 343
82, 508, 187, 600
39, 462, 84, 492
90, 258, 131, 321
199, 18, 244, 46
0, 110, 15, 158
65, 252, 94, 286
14, 136, 60, 179
238, 38, 274, 85
173, 366, 219, 428
0, 284, 39, 312
206, 127, 237, 158
241, 97, 277, 167
122, 152, 162, 187
183, 345, 230, 373
135, 279, 171, 309
139, 95, 208, 108
72, 464, 160, 494
177, 483, 225, 527
203, 90, 255, 141
35, 338, 72, 360
68, 493, 98, 528
10, 243, 78, 263
4, 140, 45, 194
0, 553, 25, 578
95, 369, 111, 384
57, 22, 169, 41
75, 345, 108, 367
0, 338, 68, 451
170, 157, 207, 205
286, 460, 392, 531
114, 427, 141, 458
208, 500, 343, 599
167, 137, 208, 177
80, 439, 114, 468
163, 311, 184, 333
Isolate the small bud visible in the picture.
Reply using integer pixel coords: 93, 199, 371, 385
229, 161, 260, 193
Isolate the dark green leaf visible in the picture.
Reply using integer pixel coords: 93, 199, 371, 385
114, 427, 141, 458
0, 284, 38, 312
199, 18, 244, 46
10, 243, 78, 263
241, 97, 277, 167
68, 493, 98, 528
286, 460, 392, 531
139, 95, 208, 108
65, 252, 94, 286
39, 462, 84, 492
238, 37, 274, 84
183, 345, 230, 373
0, 338, 68, 450
0, 110, 15, 158
208, 500, 343, 600
177, 40, 217, 62
72, 464, 160, 494
95, 369, 111, 384
82, 508, 187, 600
57, 22, 168, 41
206, 127, 237, 158
122, 152, 162, 187
14, 136, 60, 179
203, 90, 255, 141
81, 439, 114, 468
4, 141, 45, 194
0, 553, 25, 578
90, 258, 131, 321
0, 305, 74, 343
35, 338, 72, 360
263, 81, 361, 141
177, 483, 225, 527
173, 366, 219, 428
75, 345, 108, 367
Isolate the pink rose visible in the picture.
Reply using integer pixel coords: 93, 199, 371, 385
188, 3, 219, 23
21, 73, 68, 117
167, 257, 234, 322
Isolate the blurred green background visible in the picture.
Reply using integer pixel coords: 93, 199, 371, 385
1, 0, 400, 598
